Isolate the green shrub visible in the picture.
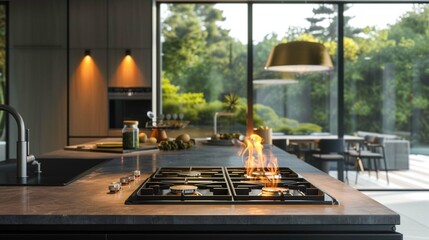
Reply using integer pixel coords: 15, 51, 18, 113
196, 101, 223, 124
293, 123, 322, 134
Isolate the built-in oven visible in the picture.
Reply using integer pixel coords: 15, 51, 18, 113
108, 87, 152, 129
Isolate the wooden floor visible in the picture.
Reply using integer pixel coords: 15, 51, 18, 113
329, 154, 429, 189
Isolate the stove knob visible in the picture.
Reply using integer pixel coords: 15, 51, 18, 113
128, 175, 136, 181
108, 182, 121, 193
120, 177, 130, 185
133, 170, 141, 177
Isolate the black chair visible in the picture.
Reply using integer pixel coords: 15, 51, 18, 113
347, 136, 389, 184
311, 139, 346, 181
286, 142, 301, 158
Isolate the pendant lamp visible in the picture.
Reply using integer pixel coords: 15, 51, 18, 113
265, 41, 333, 72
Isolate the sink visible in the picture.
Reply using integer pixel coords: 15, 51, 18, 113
0, 158, 112, 186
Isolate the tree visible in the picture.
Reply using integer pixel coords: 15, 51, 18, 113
306, 4, 361, 41
162, 4, 244, 102
342, 4, 429, 145
306, 5, 336, 40
162, 4, 207, 85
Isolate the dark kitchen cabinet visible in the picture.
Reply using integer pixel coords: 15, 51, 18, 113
68, 0, 153, 141
108, 0, 152, 49
69, 0, 109, 138
9, 49, 67, 156
106, 0, 153, 87
69, 0, 152, 49
69, 0, 108, 49
69, 49, 108, 137
108, 48, 152, 88
8, 0, 68, 157
9, 0, 67, 47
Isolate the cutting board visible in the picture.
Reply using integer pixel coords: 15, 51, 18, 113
64, 143, 158, 153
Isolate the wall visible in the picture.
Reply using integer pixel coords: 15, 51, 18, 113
7, 0, 153, 157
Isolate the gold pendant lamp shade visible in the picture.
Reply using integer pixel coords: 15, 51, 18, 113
265, 41, 333, 72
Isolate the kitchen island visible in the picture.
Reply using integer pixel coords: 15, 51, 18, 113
0, 143, 402, 239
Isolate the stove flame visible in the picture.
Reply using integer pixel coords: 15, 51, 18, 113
240, 134, 279, 187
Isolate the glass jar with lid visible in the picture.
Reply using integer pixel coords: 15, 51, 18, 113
122, 120, 139, 149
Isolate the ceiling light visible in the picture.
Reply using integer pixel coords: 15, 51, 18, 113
265, 41, 333, 73
253, 79, 298, 85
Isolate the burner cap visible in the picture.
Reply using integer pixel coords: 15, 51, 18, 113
246, 170, 282, 179
178, 171, 202, 177
170, 185, 199, 195
260, 187, 289, 196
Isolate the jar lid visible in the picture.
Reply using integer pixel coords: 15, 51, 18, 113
123, 120, 139, 126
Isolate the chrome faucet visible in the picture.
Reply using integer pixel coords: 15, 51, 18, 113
0, 104, 36, 178
213, 112, 237, 134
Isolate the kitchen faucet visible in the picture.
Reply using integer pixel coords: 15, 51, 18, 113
0, 104, 37, 178
213, 112, 237, 134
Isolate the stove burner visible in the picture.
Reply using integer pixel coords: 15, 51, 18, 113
177, 171, 202, 177
246, 170, 282, 179
125, 167, 338, 205
169, 185, 202, 196
260, 187, 289, 196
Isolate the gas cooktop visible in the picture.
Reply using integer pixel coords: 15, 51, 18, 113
125, 167, 339, 205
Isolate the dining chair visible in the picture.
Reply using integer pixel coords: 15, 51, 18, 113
347, 136, 389, 184
311, 139, 346, 181
286, 142, 301, 158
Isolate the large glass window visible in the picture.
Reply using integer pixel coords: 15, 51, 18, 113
160, 3, 247, 137
253, 4, 337, 135
158, 1, 429, 190
344, 3, 429, 189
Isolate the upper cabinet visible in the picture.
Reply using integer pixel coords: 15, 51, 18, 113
68, 0, 153, 138
10, 0, 67, 47
69, 0, 152, 88
108, 48, 152, 87
70, 0, 152, 49
108, 0, 152, 49
9, 0, 68, 156
69, 0, 108, 49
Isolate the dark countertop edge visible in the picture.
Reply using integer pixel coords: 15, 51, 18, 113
0, 214, 400, 225
0, 223, 398, 234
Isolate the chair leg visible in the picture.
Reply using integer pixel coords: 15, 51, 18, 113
356, 158, 364, 172
355, 165, 358, 184
337, 159, 344, 182
345, 156, 349, 184
355, 157, 362, 184
381, 147, 389, 184
374, 158, 379, 180
368, 159, 372, 177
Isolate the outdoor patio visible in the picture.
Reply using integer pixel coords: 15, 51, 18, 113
330, 154, 429, 240
329, 154, 429, 190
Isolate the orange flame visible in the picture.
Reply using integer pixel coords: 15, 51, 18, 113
240, 134, 279, 187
